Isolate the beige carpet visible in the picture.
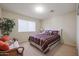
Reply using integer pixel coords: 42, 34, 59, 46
20, 42, 77, 56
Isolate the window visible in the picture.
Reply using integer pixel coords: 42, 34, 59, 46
18, 19, 36, 32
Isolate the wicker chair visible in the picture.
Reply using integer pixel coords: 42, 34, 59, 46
0, 38, 24, 56
0, 47, 24, 56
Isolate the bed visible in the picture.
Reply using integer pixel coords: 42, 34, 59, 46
28, 30, 62, 53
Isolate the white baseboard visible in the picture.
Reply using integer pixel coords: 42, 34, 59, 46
19, 40, 28, 44
64, 43, 76, 47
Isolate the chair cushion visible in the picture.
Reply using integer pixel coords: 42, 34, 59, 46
0, 40, 4, 46
1, 35, 10, 42
0, 41, 9, 51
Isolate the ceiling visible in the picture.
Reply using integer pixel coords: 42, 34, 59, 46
0, 3, 76, 20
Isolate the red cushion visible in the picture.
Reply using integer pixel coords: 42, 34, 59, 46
1, 43, 9, 51
0, 41, 9, 51
1, 35, 10, 41
0, 41, 4, 46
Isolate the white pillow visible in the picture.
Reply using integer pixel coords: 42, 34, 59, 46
9, 40, 19, 49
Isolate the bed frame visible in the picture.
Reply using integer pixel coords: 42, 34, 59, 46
29, 29, 63, 53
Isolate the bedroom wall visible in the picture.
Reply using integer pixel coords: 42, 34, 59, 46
41, 11, 76, 46
1, 9, 41, 43
0, 8, 2, 36
0, 8, 1, 17
77, 15, 79, 55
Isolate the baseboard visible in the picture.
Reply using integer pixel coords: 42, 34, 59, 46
19, 41, 28, 44
64, 43, 76, 47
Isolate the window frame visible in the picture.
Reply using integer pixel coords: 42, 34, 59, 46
18, 19, 36, 32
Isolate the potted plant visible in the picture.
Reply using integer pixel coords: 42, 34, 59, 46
0, 18, 15, 36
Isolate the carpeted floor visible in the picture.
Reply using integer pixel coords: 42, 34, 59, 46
20, 42, 77, 56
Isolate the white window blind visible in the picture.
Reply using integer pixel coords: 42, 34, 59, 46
18, 19, 36, 32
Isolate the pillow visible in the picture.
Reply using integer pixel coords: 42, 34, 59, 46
44, 30, 50, 35
46, 30, 52, 35
42, 30, 59, 35
9, 40, 19, 49
42, 30, 53, 35
1, 35, 10, 42
0, 41, 9, 51
51, 31, 59, 35
45, 30, 59, 35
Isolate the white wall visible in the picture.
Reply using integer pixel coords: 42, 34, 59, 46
1, 9, 41, 43
42, 11, 76, 46
77, 15, 79, 55
0, 8, 1, 17
0, 8, 2, 36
